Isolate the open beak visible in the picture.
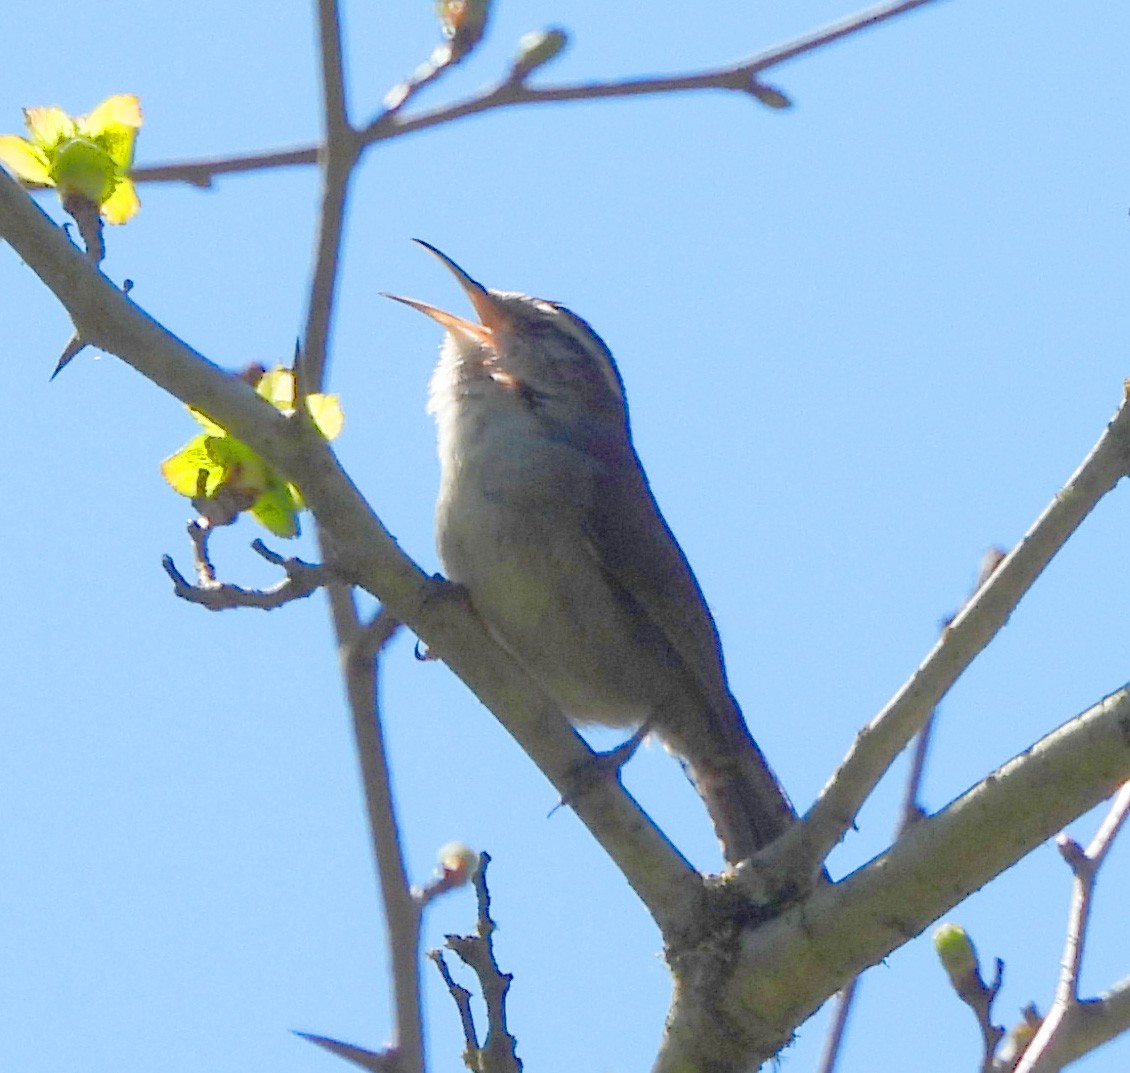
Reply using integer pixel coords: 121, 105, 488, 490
382, 240, 509, 344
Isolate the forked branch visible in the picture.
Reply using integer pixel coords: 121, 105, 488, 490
129, 0, 947, 188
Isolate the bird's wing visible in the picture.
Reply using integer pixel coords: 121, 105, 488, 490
582, 435, 737, 719
581, 431, 800, 862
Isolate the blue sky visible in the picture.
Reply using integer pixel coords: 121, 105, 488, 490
3, 2, 1130, 1071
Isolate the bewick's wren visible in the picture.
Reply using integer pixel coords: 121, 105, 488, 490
388, 241, 797, 865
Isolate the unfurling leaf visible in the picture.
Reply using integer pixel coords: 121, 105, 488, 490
0, 94, 142, 224
161, 365, 343, 538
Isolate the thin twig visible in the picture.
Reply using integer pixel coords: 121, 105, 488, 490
161, 542, 334, 610
441, 854, 523, 1073
1014, 783, 1130, 1073
298, 0, 360, 397
333, 595, 422, 1073
815, 976, 860, 1073
817, 547, 1005, 1073
429, 949, 480, 1063
129, 0, 946, 188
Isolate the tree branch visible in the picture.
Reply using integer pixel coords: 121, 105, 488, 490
128, 0, 947, 189
161, 540, 334, 609
1014, 782, 1130, 1073
333, 603, 425, 1073
759, 395, 1130, 886
438, 854, 522, 1073
658, 686, 1130, 1073
298, 0, 360, 396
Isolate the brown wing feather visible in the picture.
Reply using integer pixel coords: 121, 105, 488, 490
583, 437, 737, 717
582, 433, 799, 861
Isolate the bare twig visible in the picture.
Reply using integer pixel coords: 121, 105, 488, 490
298, 0, 360, 397
330, 595, 424, 1073
899, 547, 1006, 830
129, 0, 945, 188
383, 17, 481, 117
161, 540, 334, 610
815, 976, 860, 1073
759, 393, 1130, 886
817, 546, 1008, 1073
1013, 783, 1130, 1073
429, 949, 480, 1065
439, 853, 523, 1073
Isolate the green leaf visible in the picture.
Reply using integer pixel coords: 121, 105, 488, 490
250, 482, 302, 537
187, 407, 227, 435
0, 135, 51, 184
207, 435, 271, 498
257, 366, 296, 411
160, 434, 223, 497
305, 393, 344, 440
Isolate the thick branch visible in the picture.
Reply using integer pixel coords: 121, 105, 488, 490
657, 687, 1130, 1073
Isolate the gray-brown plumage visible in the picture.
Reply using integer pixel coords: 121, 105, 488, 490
388, 242, 797, 865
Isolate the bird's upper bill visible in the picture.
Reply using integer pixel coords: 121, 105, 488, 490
382, 240, 508, 345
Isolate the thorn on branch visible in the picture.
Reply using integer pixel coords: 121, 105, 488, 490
294, 1032, 401, 1072
51, 277, 132, 380
51, 333, 86, 380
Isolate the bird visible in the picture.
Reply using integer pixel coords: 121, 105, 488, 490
385, 241, 798, 866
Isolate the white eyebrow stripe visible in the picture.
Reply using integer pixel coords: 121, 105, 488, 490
550, 306, 625, 403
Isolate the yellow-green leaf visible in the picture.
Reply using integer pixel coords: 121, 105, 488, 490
160, 435, 223, 497
187, 407, 227, 435
250, 483, 302, 537
100, 177, 140, 225
0, 135, 51, 183
257, 366, 297, 412
24, 105, 73, 148
81, 94, 142, 137
305, 393, 344, 440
